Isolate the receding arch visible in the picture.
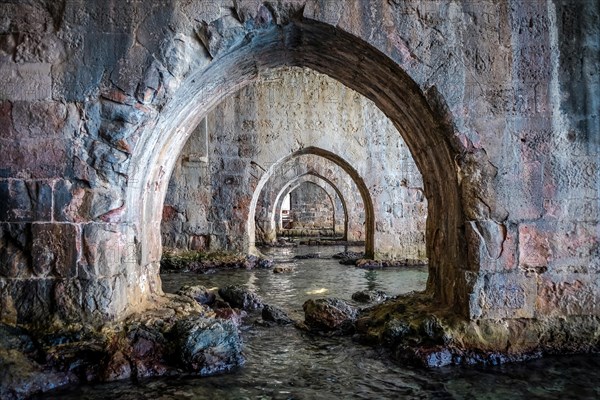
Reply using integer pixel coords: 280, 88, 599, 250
127, 18, 466, 312
248, 147, 375, 257
273, 173, 349, 241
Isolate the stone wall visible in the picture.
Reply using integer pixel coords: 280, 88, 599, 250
288, 181, 335, 233
0, 0, 597, 328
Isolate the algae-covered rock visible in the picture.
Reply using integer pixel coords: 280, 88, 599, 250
303, 298, 358, 333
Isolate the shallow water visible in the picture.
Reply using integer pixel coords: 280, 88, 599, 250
40, 246, 600, 400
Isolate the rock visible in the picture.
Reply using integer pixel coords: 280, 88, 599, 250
355, 259, 383, 269
173, 317, 244, 376
334, 251, 364, 265
273, 265, 294, 273
351, 290, 388, 303
125, 323, 168, 378
302, 298, 358, 333
213, 307, 246, 327
293, 253, 320, 259
246, 255, 273, 269
177, 285, 216, 305
218, 285, 263, 310
262, 305, 293, 325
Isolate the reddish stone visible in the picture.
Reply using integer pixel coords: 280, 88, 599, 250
31, 223, 79, 278
162, 205, 179, 221
190, 235, 210, 251
0, 101, 16, 138
518, 224, 552, 270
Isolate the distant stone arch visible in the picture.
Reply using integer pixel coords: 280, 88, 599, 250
273, 173, 348, 240
248, 146, 375, 256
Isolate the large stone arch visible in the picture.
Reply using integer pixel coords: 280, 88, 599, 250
273, 174, 348, 240
127, 18, 466, 313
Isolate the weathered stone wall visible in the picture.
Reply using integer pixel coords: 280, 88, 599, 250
162, 67, 426, 259
276, 175, 346, 237
0, 0, 597, 328
288, 181, 335, 232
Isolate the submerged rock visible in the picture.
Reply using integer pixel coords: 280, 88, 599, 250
174, 317, 245, 375
273, 265, 294, 273
218, 285, 263, 310
294, 253, 320, 259
333, 251, 364, 265
177, 285, 217, 305
262, 305, 293, 325
303, 298, 358, 334
246, 255, 274, 269
351, 289, 388, 303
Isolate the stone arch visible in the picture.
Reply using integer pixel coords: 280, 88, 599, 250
273, 173, 348, 240
280, 180, 338, 237
249, 146, 375, 256
127, 19, 465, 312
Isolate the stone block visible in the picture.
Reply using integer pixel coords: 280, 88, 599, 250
8, 278, 56, 326
518, 223, 552, 271
81, 223, 138, 279
0, 223, 31, 278
31, 223, 79, 278
0, 180, 52, 222
0, 101, 16, 138
12, 100, 69, 137
53, 278, 83, 323
0, 138, 70, 179
465, 220, 516, 272
470, 271, 536, 319
536, 273, 598, 317
0, 63, 52, 101
53, 180, 92, 223
80, 275, 128, 321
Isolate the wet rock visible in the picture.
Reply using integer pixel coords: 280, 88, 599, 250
273, 265, 294, 273
218, 285, 263, 310
44, 341, 108, 382
351, 289, 388, 303
355, 259, 426, 269
0, 347, 71, 400
262, 305, 293, 325
173, 317, 244, 376
293, 253, 320, 259
213, 306, 246, 327
125, 323, 168, 378
333, 251, 364, 265
246, 255, 274, 269
303, 298, 358, 333
177, 285, 216, 305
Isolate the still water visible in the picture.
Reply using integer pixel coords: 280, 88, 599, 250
41, 246, 600, 399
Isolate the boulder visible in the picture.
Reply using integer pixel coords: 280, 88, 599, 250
293, 253, 320, 259
351, 290, 388, 303
173, 317, 244, 376
333, 251, 364, 266
262, 305, 293, 325
302, 298, 358, 333
218, 285, 263, 310
177, 285, 216, 305
273, 265, 294, 273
